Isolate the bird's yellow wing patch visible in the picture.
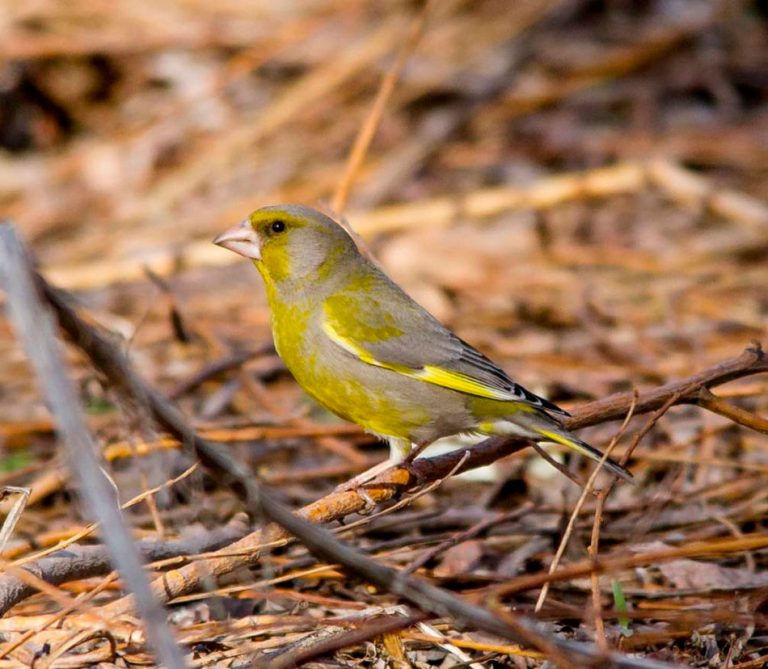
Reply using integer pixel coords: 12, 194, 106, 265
410, 365, 516, 400
321, 319, 516, 401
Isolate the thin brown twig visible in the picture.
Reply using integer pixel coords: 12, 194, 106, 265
262, 612, 427, 669
694, 387, 768, 435
531, 442, 588, 488
402, 503, 534, 575
535, 396, 637, 615
331, 0, 433, 214
168, 346, 273, 400
588, 393, 638, 652
623, 389, 688, 465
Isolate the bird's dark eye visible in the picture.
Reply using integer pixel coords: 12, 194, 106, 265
270, 220, 286, 234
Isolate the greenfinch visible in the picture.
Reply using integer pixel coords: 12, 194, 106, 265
213, 205, 632, 484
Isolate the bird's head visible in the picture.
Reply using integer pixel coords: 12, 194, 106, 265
213, 205, 357, 285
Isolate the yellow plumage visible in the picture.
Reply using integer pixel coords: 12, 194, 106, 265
213, 205, 633, 484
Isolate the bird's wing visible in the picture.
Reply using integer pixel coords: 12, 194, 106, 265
321, 280, 568, 416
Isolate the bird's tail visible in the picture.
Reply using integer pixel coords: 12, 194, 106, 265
531, 424, 633, 483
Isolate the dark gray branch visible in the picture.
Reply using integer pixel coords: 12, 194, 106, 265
0, 223, 187, 669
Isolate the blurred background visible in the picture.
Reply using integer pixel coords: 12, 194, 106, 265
1, 1, 768, 665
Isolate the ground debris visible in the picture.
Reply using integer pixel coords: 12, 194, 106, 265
0, 1, 767, 667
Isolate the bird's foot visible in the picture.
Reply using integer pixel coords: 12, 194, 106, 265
335, 458, 410, 511
356, 487, 377, 514
401, 440, 430, 467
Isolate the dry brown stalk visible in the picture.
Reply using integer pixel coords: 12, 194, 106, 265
331, 0, 433, 214
261, 612, 426, 669
588, 394, 639, 651
694, 388, 768, 435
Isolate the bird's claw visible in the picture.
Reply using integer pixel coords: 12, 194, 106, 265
356, 487, 377, 514
334, 479, 378, 513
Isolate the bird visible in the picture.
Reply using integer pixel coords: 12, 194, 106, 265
213, 204, 632, 486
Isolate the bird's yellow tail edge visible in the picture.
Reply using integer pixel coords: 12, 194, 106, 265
535, 428, 633, 483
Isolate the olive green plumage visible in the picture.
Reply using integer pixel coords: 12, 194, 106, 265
213, 204, 632, 482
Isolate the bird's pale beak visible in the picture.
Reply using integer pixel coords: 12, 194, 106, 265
213, 218, 261, 260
